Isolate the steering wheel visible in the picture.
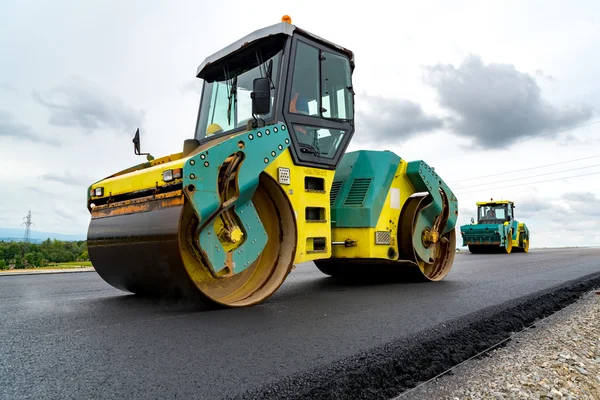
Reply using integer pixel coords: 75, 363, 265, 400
299, 143, 319, 155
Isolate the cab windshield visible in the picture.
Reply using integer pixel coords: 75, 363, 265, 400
195, 50, 282, 140
478, 204, 507, 223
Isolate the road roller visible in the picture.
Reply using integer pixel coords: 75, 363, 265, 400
460, 199, 530, 254
86, 16, 459, 307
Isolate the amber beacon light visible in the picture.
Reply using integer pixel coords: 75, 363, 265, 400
281, 15, 292, 24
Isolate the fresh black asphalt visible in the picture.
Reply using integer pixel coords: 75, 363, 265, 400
1, 248, 599, 400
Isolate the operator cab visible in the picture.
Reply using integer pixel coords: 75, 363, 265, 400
477, 200, 514, 224
193, 16, 355, 170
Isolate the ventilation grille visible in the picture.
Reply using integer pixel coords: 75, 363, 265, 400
330, 181, 343, 206
375, 231, 391, 245
343, 178, 372, 206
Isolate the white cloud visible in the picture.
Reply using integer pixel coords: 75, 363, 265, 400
354, 93, 444, 145
421, 55, 594, 149
33, 75, 146, 135
0, 110, 61, 146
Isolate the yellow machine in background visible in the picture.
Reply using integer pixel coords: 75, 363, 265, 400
86, 16, 459, 307
460, 199, 530, 254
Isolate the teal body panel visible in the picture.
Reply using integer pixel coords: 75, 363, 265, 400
460, 223, 509, 246
405, 160, 459, 235
519, 223, 530, 243
460, 219, 530, 247
513, 221, 530, 244
510, 220, 519, 241
329, 151, 459, 251
330, 150, 400, 228
182, 122, 291, 275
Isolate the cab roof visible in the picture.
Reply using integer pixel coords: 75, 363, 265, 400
476, 200, 514, 206
196, 20, 354, 78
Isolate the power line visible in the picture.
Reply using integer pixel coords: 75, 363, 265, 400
454, 170, 600, 195
448, 154, 600, 183
434, 120, 600, 162
22, 210, 34, 243
454, 162, 600, 190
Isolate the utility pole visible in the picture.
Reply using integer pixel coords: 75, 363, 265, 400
22, 210, 34, 243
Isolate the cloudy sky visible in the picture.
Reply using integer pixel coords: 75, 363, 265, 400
1, 0, 599, 248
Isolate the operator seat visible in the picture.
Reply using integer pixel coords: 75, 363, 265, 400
206, 123, 223, 137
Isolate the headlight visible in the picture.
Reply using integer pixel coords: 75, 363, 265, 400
90, 187, 104, 197
163, 168, 183, 182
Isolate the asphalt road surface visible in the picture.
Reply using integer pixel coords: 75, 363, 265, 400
1, 248, 600, 400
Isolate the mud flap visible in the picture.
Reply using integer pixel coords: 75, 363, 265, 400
405, 160, 458, 236
404, 160, 458, 263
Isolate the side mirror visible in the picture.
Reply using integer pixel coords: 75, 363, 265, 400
133, 128, 141, 155
251, 77, 271, 115
471, 217, 475, 224
132, 128, 154, 161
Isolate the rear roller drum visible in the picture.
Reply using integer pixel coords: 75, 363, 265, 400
522, 238, 530, 252
513, 233, 530, 253
315, 193, 456, 283
397, 193, 456, 282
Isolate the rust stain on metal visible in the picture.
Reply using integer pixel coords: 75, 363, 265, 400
91, 195, 184, 218
93, 190, 183, 210
223, 252, 234, 278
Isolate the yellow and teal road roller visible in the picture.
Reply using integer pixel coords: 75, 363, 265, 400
460, 199, 530, 254
86, 16, 459, 307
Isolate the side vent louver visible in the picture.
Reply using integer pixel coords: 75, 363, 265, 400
330, 181, 343, 206
343, 178, 372, 206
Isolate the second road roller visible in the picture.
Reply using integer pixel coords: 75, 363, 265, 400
86, 16, 460, 307
460, 199, 530, 254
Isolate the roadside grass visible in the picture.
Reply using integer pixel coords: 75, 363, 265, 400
45, 261, 93, 268
0, 261, 94, 273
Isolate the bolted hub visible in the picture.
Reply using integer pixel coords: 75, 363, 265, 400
218, 225, 244, 244
229, 227, 243, 243
421, 227, 439, 247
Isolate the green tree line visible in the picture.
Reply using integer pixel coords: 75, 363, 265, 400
0, 239, 89, 270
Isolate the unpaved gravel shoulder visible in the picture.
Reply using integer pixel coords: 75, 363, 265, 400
403, 290, 600, 400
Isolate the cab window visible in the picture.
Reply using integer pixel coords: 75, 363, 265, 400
287, 40, 354, 164
288, 41, 354, 121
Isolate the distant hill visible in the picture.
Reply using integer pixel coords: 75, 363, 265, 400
0, 228, 86, 242
0, 237, 46, 244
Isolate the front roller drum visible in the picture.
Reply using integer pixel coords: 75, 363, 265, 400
504, 232, 513, 254
467, 244, 499, 254
467, 228, 514, 254
88, 173, 297, 307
